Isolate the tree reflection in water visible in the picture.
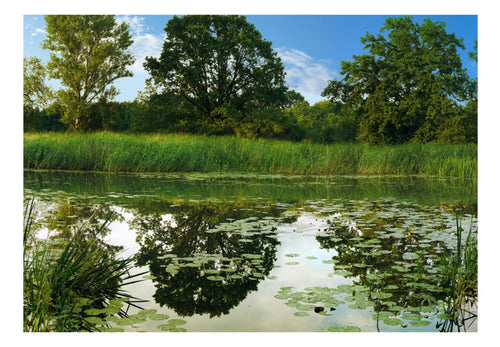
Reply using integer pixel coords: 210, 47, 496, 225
131, 200, 295, 317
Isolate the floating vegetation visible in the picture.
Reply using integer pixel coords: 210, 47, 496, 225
326, 326, 361, 332
294, 312, 309, 317
25, 174, 477, 332
383, 318, 404, 326
168, 319, 187, 326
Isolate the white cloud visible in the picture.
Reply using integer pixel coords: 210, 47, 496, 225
117, 15, 165, 73
276, 47, 338, 104
32, 28, 46, 37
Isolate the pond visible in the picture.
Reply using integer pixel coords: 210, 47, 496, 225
23, 170, 478, 332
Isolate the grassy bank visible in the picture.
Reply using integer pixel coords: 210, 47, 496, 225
24, 132, 477, 178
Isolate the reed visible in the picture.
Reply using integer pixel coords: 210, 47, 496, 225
23, 199, 144, 332
24, 132, 477, 178
437, 215, 478, 332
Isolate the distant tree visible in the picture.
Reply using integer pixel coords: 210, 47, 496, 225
283, 90, 307, 109
24, 57, 53, 130
469, 39, 478, 63
323, 16, 476, 144
144, 15, 287, 123
42, 15, 135, 131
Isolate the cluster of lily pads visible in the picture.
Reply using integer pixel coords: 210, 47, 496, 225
271, 199, 476, 331
82, 298, 187, 332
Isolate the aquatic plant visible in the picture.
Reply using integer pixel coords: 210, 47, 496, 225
24, 132, 477, 178
23, 199, 146, 332
437, 216, 478, 331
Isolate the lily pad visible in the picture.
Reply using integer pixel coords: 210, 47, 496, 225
286, 261, 300, 265
84, 308, 104, 316
401, 313, 422, 321
149, 314, 170, 321
383, 318, 404, 326
85, 316, 106, 325
274, 293, 289, 300
285, 253, 300, 257
206, 275, 225, 281
402, 252, 419, 260
169, 327, 187, 332
157, 323, 176, 331
294, 311, 309, 317
100, 327, 124, 332
326, 325, 361, 332
410, 320, 431, 327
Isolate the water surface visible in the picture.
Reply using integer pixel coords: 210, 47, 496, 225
24, 170, 477, 332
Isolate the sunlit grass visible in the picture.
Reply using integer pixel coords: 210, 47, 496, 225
24, 132, 477, 178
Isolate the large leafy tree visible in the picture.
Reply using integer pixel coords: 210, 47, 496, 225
23, 57, 53, 113
322, 16, 476, 144
42, 15, 135, 131
144, 15, 287, 122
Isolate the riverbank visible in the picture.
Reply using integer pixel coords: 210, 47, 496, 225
23, 132, 477, 178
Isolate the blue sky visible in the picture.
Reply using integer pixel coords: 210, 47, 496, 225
23, 14, 477, 105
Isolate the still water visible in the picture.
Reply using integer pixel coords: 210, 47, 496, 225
24, 170, 477, 332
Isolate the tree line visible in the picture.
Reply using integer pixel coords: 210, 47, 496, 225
24, 15, 477, 144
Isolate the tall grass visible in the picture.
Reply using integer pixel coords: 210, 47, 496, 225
24, 132, 477, 178
23, 199, 144, 332
438, 216, 478, 332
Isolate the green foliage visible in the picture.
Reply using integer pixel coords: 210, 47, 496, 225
23, 57, 53, 119
42, 15, 135, 131
23, 132, 477, 178
437, 216, 478, 331
323, 16, 476, 145
23, 199, 143, 331
144, 15, 287, 119
286, 100, 359, 143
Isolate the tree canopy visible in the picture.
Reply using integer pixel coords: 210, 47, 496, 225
42, 15, 135, 131
322, 16, 476, 144
144, 15, 288, 121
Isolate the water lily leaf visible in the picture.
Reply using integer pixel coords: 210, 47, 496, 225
128, 314, 147, 324
85, 316, 106, 325
274, 293, 289, 300
306, 256, 317, 260
157, 323, 176, 331
103, 307, 121, 315
138, 309, 157, 316
206, 275, 225, 281
294, 311, 309, 317
285, 253, 300, 257
326, 326, 361, 332
297, 304, 315, 311
371, 292, 393, 299
383, 318, 404, 326
114, 318, 134, 326
410, 320, 431, 327
169, 327, 187, 332
401, 313, 422, 321
402, 252, 419, 260
372, 311, 392, 320
286, 261, 300, 265
100, 327, 124, 332
149, 314, 170, 321
322, 259, 336, 264
84, 308, 104, 316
